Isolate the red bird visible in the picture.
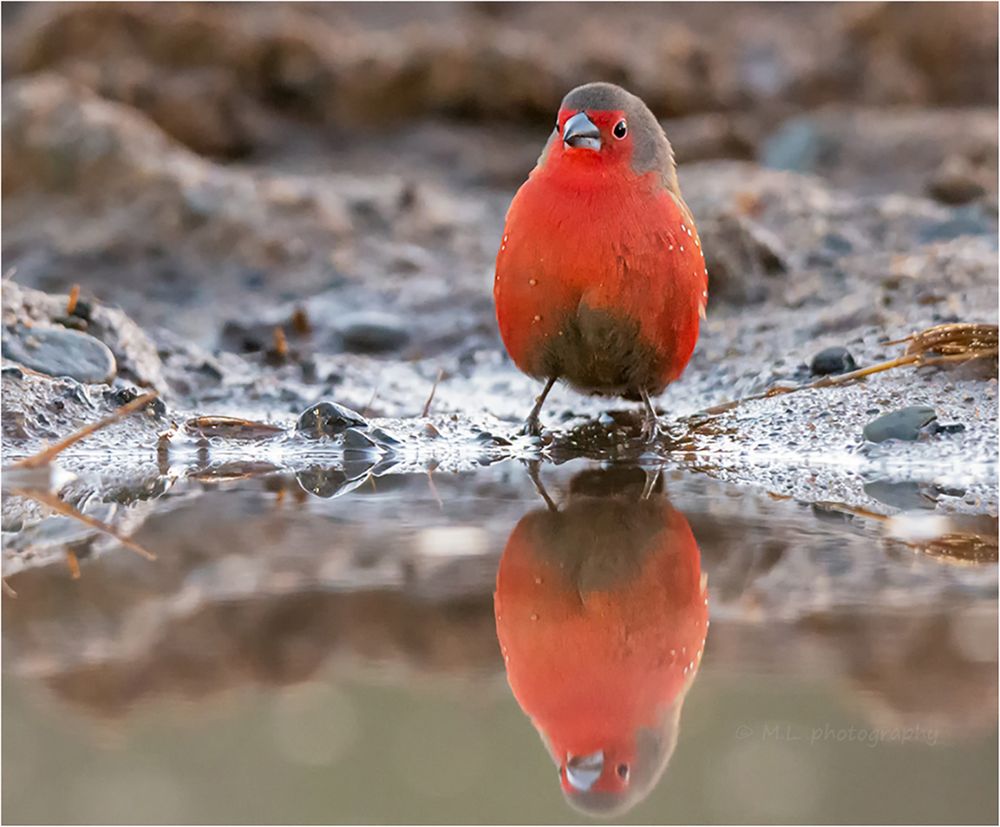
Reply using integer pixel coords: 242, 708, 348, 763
494, 82, 707, 438
494, 467, 709, 817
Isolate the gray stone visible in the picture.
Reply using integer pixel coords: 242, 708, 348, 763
338, 312, 410, 354
296, 401, 368, 438
811, 346, 858, 376
2, 324, 116, 384
863, 406, 937, 443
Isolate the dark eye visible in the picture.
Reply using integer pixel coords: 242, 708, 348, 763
616, 763, 630, 780
613, 120, 628, 140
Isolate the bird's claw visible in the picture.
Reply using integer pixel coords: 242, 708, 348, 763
640, 414, 661, 443
520, 416, 543, 438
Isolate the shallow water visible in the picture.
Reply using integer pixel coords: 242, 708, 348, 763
2, 460, 997, 825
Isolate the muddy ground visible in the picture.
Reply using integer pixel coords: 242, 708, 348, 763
2, 2, 998, 566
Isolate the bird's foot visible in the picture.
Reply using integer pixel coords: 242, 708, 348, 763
640, 412, 662, 443
638, 389, 663, 444
519, 415, 544, 438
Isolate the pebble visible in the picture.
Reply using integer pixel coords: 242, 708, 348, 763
926, 156, 987, 205
337, 312, 410, 354
296, 401, 368, 438
863, 479, 938, 510
810, 345, 857, 376
104, 386, 167, 417
343, 427, 379, 453
862, 406, 937, 443
2, 324, 116, 384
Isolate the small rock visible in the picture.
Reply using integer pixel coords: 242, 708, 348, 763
296, 401, 368, 438
337, 312, 410, 354
295, 468, 354, 499
927, 156, 987, 205
369, 427, 402, 447
343, 427, 378, 453
930, 422, 966, 436
863, 406, 937, 443
863, 479, 938, 510
104, 386, 167, 417
2, 324, 116, 383
810, 346, 858, 376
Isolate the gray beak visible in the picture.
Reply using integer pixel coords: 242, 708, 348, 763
566, 750, 604, 791
563, 112, 601, 151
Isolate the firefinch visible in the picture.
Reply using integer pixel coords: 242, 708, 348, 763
494, 467, 709, 816
494, 82, 707, 438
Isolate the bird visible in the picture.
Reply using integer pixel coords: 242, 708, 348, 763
494, 82, 708, 439
494, 466, 709, 817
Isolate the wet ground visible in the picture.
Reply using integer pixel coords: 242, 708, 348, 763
2, 460, 997, 824
2, 3, 999, 824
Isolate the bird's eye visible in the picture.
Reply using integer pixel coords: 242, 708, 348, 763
613, 120, 628, 140
617, 763, 630, 781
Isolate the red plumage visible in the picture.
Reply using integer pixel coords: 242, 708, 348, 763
494, 83, 707, 434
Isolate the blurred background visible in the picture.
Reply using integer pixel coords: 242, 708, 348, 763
2, 2, 997, 350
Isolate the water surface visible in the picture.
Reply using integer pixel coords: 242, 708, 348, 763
3, 460, 997, 824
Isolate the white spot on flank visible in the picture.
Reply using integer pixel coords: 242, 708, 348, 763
529, 278, 537, 286
533, 314, 542, 323
680, 245, 684, 252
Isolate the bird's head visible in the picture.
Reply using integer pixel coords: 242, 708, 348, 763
540, 82, 678, 194
555, 705, 684, 818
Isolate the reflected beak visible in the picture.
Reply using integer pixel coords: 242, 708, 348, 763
565, 750, 604, 791
563, 112, 601, 151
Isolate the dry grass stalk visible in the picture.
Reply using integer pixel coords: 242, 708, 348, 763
66, 284, 81, 315
272, 326, 289, 358
10, 391, 159, 469
422, 368, 444, 417
697, 322, 998, 418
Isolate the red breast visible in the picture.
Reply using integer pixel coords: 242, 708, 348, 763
494, 82, 707, 399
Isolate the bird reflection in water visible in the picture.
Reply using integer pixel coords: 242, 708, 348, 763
494, 465, 709, 817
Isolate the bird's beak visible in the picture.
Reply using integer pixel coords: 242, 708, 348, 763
565, 750, 604, 791
563, 112, 601, 151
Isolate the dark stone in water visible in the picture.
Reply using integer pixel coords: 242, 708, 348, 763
338, 312, 410, 353
863, 406, 937, 443
296, 401, 367, 438
343, 427, 378, 453
368, 427, 402, 447
811, 345, 857, 376
475, 430, 512, 446
2, 324, 116, 383
295, 468, 351, 498
863, 479, 939, 510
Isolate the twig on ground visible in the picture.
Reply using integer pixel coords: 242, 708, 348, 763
11, 392, 159, 469
66, 284, 81, 315
422, 368, 444, 418
693, 323, 998, 419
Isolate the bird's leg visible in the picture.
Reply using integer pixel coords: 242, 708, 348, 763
639, 388, 661, 442
641, 467, 662, 500
521, 376, 557, 437
526, 460, 559, 512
